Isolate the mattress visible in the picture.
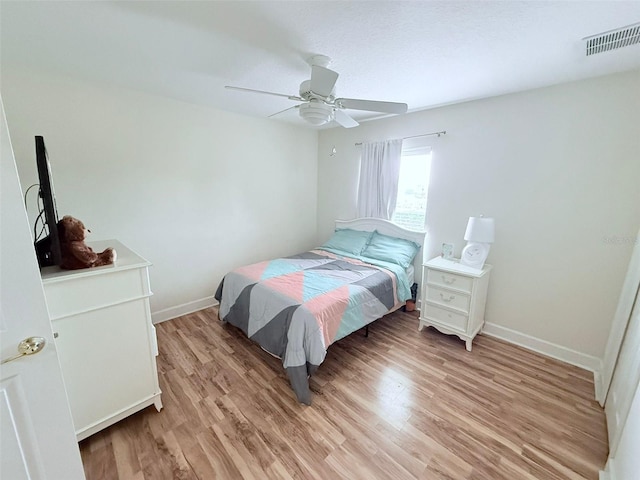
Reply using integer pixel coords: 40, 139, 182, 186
215, 249, 409, 404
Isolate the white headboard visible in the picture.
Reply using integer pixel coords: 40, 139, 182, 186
334, 217, 427, 281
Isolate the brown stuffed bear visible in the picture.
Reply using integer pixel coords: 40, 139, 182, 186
57, 215, 116, 270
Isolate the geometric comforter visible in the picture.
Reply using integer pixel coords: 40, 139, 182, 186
214, 249, 408, 405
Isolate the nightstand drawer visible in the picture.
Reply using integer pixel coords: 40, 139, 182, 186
424, 304, 469, 332
427, 269, 473, 294
425, 286, 470, 313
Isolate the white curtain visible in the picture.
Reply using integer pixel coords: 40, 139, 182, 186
356, 139, 403, 220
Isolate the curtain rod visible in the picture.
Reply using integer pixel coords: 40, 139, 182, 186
354, 130, 447, 146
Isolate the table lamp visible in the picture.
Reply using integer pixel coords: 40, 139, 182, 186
460, 216, 495, 270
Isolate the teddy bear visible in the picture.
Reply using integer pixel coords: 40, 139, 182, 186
57, 215, 117, 270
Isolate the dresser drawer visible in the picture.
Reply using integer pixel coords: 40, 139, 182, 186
427, 269, 473, 294
44, 267, 151, 320
425, 286, 470, 313
423, 303, 469, 332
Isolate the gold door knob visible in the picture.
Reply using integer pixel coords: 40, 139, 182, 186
1, 336, 46, 365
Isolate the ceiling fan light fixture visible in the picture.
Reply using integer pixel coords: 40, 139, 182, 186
299, 102, 334, 126
225, 54, 407, 128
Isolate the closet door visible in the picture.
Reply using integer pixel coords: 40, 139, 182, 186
598, 230, 640, 405
605, 286, 640, 454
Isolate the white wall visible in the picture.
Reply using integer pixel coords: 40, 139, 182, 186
2, 69, 318, 319
318, 70, 640, 361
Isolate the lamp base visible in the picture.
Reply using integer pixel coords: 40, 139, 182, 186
460, 242, 490, 270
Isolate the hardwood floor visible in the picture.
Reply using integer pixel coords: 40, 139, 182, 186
80, 307, 607, 479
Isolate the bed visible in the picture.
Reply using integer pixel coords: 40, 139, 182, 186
214, 218, 426, 405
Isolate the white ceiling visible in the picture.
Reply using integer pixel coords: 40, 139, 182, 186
1, 1, 639, 128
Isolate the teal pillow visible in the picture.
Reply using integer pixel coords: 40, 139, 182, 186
321, 228, 373, 256
361, 231, 421, 268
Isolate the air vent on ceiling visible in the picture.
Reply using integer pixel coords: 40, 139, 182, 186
584, 22, 640, 56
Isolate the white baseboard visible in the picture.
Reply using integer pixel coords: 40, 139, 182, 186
151, 296, 218, 324
482, 322, 603, 374
600, 458, 615, 480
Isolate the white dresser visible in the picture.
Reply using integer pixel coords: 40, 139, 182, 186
41, 240, 162, 440
419, 256, 492, 351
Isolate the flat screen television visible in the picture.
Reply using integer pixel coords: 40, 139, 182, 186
34, 136, 62, 268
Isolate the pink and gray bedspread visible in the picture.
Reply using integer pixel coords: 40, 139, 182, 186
214, 249, 409, 405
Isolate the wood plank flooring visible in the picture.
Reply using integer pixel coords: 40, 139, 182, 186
80, 307, 607, 479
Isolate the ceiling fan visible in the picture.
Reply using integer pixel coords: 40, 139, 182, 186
225, 55, 408, 128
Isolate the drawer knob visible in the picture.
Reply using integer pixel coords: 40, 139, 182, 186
442, 275, 456, 285
439, 293, 455, 302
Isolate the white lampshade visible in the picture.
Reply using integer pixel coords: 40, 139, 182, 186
464, 216, 495, 244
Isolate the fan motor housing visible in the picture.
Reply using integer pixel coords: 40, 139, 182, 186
299, 80, 335, 101
299, 80, 312, 99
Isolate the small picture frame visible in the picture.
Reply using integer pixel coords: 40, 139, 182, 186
441, 243, 454, 260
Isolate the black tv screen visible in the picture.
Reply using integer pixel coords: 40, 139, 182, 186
34, 136, 62, 268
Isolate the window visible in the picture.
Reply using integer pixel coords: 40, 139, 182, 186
391, 148, 431, 231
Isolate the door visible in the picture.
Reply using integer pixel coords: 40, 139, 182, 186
605, 290, 640, 454
0, 98, 85, 479
597, 230, 640, 405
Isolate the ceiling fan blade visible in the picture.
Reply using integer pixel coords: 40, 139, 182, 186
310, 66, 339, 97
225, 85, 303, 101
335, 98, 408, 114
268, 105, 299, 118
334, 109, 359, 128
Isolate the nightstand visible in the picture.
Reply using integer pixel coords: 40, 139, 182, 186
419, 256, 492, 351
